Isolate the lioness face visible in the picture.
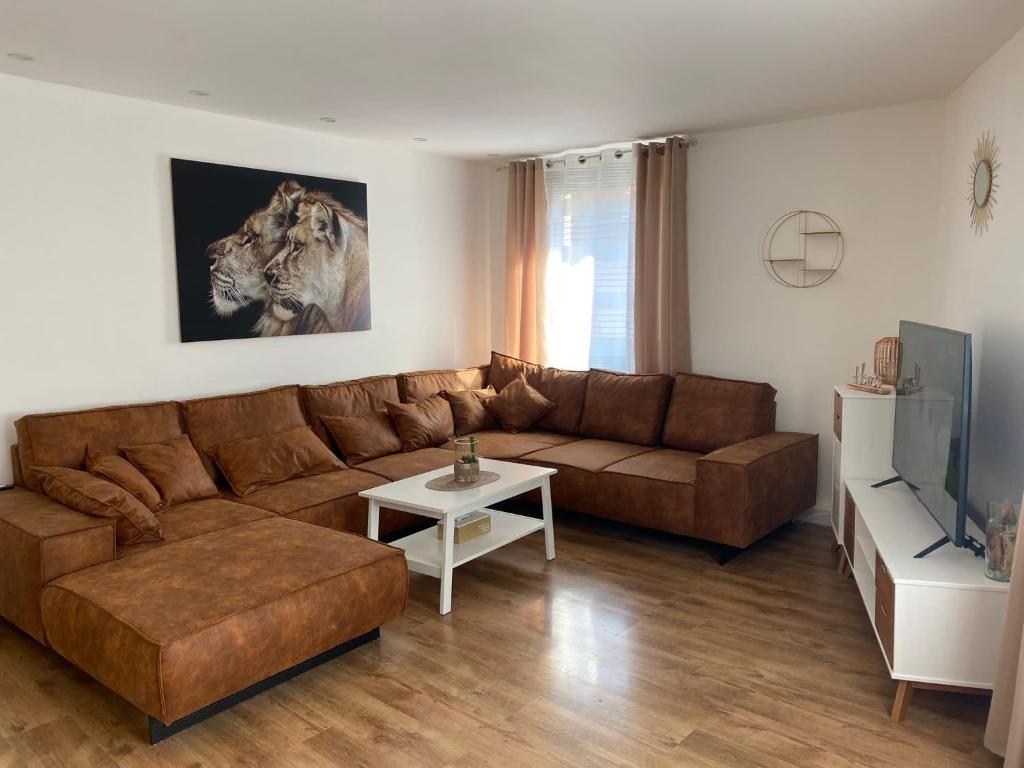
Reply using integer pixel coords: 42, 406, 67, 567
207, 180, 303, 316
264, 201, 347, 322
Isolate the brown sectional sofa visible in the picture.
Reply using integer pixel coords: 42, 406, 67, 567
0, 353, 816, 742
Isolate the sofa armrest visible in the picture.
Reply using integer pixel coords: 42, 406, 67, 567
0, 488, 116, 644
695, 432, 818, 548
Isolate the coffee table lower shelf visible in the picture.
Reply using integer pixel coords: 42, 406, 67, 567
392, 508, 544, 578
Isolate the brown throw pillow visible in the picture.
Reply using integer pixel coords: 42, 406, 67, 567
484, 374, 555, 433
33, 466, 163, 544
322, 411, 403, 465
444, 387, 497, 435
121, 435, 219, 508
208, 426, 345, 496
661, 373, 777, 453
385, 395, 454, 452
85, 444, 163, 511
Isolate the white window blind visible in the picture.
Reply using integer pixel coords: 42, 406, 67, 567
544, 151, 635, 373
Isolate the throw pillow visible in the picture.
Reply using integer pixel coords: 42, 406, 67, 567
121, 435, 219, 507
385, 395, 454, 452
484, 374, 555, 433
322, 411, 403, 465
208, 426, 345, 496
444, 387, 497, 435
85, 444, 163, 511
662, 373, 777, 453
33, 466, 163, 544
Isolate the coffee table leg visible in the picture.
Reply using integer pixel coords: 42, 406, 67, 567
367, 500, 380, 541
541, 477, 556, 560
440, 513, 455, 615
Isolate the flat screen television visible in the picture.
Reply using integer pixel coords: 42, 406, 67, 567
886, 320, 979, 557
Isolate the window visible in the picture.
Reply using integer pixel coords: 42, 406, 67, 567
544, 151, 635, 373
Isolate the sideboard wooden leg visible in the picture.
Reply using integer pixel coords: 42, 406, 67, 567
891, 680, 915, 722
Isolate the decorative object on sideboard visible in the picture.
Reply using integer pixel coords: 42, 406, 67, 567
170, 158, 370, 343
452, 436, 481, 483
761, 209, 844, 288
874, 337, 902, 386
968, 132, 999, 235
895, 363, 924, 396
986, 499, 1018, 583
848, 362, 890, 395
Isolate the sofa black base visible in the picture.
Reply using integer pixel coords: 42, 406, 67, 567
147, 626, 381, 744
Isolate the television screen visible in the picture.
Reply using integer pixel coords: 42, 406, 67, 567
892, 321, 972, 547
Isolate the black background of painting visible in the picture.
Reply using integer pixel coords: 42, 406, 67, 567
170, 158, 368, 342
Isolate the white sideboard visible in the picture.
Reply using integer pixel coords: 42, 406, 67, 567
831, 385, 1010, 721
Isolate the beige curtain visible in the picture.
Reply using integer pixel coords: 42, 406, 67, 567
505, 159, 548, 363
633, 137, 690, 374
986, 500, 1024, 764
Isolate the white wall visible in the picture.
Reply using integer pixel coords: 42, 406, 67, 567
938, 27, 1024, 514
488, 102, 946, 512
0, 74, 491, 483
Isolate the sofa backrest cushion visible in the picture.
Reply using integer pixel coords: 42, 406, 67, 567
398, 365, 489, 402
488, 351, 588, 434
578, 369, 673, 446
15, 401, 184, 493
301, 375, 400, 445
662, 373, 777, 453
182, 385, 308, 480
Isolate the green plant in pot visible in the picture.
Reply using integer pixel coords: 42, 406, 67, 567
453, 437, 480, 483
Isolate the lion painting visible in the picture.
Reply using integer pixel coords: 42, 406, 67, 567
172, 158, 370, 342
259, 192, 370, 336
207, 179, 303, 318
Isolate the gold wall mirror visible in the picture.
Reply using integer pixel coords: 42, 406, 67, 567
969, 132, 999, 234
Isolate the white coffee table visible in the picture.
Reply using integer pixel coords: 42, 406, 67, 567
360, 458, 556, 615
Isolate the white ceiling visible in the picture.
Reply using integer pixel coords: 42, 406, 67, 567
3, 0, 1023, 158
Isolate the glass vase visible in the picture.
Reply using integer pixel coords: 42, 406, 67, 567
452, 437, 480, 484
985, 499, 1018, 583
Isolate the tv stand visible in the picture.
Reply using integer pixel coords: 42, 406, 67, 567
842, 478, 1008, 722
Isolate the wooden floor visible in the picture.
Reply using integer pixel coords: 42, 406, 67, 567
0, 513, 1000, 768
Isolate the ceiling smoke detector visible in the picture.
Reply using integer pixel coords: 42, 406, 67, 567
188, 89, 210, 97
6, 52, 35, 61
320, 116, 337, 123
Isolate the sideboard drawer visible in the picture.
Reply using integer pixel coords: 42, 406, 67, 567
875, 552, 895, 666
833, 390, 843, 440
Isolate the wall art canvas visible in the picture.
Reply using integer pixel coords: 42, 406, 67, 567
171, 158, 370, 342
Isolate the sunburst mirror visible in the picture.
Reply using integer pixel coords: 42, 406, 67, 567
969, 132, 999, 235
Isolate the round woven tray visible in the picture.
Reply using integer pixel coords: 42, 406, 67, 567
424, 470, 501, 492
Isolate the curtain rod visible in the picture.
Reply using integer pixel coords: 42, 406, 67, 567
494, 135, 695, 172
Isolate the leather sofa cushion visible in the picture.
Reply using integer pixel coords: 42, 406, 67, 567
485, 375, 555, 433
444, 388, 497, 435
662, 373, 777, 453
357, 447, 455, 481
441, 430, 556, 460
85, 445, 163, 511
521, 439, 655, 473
14, 401, 183, 493
489, 351, 588, 434
209, 426, 345, 496
398, 365, 489, 402
386, 396, 454, 451
41, 517, 408, 725
578, 369, 673, 446
182, 386, 308, 481
226, 469, 385, 516
597, 455, 697, 536
117, 498, 274, 559
121, 436, 219, 508
33, 466, 163, 544
603, 449, 700, 485
322, 411, 402, 465
302, 376, 401, 445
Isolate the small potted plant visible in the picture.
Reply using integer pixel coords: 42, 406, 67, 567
453, 436, 480, 483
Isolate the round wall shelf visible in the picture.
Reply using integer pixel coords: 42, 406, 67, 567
761, 210, 844, 288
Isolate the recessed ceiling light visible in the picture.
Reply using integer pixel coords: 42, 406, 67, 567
319, 117, 336, 123
6, 52, 34, 61
412, 137, 428, 142
188, 89, 209, 97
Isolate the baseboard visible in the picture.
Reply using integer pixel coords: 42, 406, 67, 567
797, 507, 831, 526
